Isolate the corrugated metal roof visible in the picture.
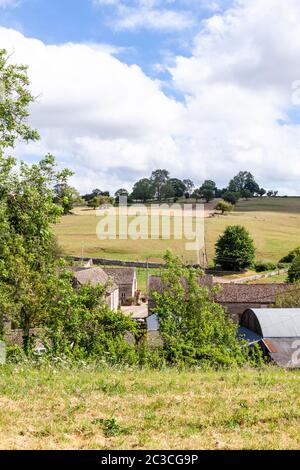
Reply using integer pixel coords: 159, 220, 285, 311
263, 338, 300, 369
243, 309, 300, 338
238, 327, 263, 344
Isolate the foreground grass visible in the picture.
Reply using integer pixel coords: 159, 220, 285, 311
0, 365, 300, 450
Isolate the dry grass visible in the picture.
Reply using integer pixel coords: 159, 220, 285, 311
54, 198, 300, 265
1, 364, 300, 450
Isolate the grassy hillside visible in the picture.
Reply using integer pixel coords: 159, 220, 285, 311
0, 365, 300, 450
205, 198, 300, 265
54, 198, 300, 265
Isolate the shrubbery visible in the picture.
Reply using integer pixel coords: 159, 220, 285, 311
280, 247, 300, 264
255, 262, 277, 272
152, 252, 261, 368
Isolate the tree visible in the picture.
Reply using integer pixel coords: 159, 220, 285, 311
150, 169, 169, 201
191, 189, 202, 201
88, 196, 101, 210
288, 255, 300, 283
257, 188, 266, 197
160, 180, 175, 200
223, 191, 240, 205
152, 251, 252, 367
115, 188, 129, 199
0, 154, 70, 349
169, 178, 186, 199
228, 171, 260, 196
215, 225, 256, 271
241, 189, 253, 200
114, 188, 130, 204
131, 178, 154, 202
199, 180, 216, 203
43, 270, 137, 361
183, 179, 194, 198
215, 200, 234, 215
54, 182, 82, 215
82, 189, 110, 202
0, 49, 39, 149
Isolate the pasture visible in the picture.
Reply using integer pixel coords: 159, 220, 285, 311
0, 364, 300, 450
54, 198, 300, 266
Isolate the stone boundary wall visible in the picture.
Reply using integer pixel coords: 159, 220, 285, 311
67, 257, 288, 282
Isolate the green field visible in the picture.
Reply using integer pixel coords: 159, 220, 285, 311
0, 364, 300, 450
54, 198, 300, 265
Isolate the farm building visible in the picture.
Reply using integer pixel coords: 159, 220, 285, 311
72, 267, 119, 311
239, 308, 300, 368
214, 283, 293, 322
148, 275, 293, 322
103, 268, 137, 305
148, 275, 214, 313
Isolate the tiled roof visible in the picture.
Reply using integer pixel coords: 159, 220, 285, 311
148, 275, 293, 305
215, 283, 293, 304
148, 275, 214, 294
103, 268, 136, 285
73, 267, 117, 293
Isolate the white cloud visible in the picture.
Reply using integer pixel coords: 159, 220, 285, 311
167, 0, 300, 193
2, 0, 300, 194
94, 0, 195, 31
0, 27, 183, 192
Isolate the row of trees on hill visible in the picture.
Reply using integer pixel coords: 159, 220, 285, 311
54, 169, 279, 214
77, 170, 279, 210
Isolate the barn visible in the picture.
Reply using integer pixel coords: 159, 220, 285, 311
239, 308, 300, 368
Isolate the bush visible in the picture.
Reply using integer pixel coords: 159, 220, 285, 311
215, 225, 256, 271
215, 200, 234, 215
152, 251, 259, 368
280, 247, 300, 263
223, 191, 240, 205
255, 262, 277, 272
288, 255, 300, 283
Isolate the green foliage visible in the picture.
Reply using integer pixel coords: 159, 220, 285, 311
228, 171, 260, 196
0, 49, 39, 149
287, 255, 300, 283
87, 195, 114, 209
131, 178, 155, 202
274, 285, 300, 308
255, 262, 277, 272
152, 251, 255, 368
150, 169, 169, 201
54, 182, 82, 214
169, 178, 186, 199
40, 269, 138, 362
223, 191, 240, 205
199, 180, 216, 203
0, 153, 75, 349
215, 225, 256, 271
215, 200, 234, 214
280, 246, 300, 263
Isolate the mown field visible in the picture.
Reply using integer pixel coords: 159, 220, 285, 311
54, 197, 300, 266
0, 365, 300, 450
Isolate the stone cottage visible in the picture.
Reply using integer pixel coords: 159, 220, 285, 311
103, 268, 137, 305
72, 267, 119, 311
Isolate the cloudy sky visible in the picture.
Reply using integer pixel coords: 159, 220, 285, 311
1, 0, 300, 194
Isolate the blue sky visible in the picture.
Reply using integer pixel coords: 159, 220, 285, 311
0, 0, 231, 85
1, 0, 300, 194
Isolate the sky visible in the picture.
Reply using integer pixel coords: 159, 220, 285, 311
1, 0, 300, 194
